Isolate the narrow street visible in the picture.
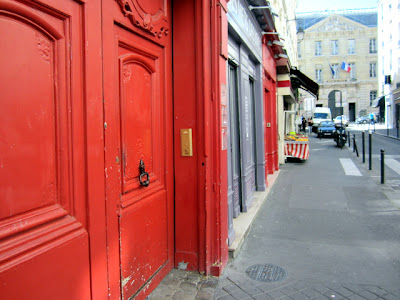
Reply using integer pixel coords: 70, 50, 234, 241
215, 132, 400, 300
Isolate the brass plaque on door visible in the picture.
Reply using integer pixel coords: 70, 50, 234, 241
180, 129, 193, 157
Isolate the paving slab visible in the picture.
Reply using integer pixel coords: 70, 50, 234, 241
148, 136, 400, 300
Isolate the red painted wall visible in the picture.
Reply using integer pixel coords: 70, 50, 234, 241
210, 0, 229, 276
173, 0, 229, 275
262, 41, 278, 181
173, 0, 200, 271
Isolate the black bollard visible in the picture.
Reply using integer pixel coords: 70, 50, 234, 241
362, 131, 365, 163
381, 149, 385, 184
369, 131, 372, 170
348, 130, 351, 147
353, 135, 359, 157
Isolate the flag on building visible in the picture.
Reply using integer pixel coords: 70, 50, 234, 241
329, 64, 335, 76
341, 62, 351, 73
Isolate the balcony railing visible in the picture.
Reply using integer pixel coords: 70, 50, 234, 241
318, 78, 359, 85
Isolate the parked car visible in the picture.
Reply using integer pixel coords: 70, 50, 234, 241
334, 115, 348, 127
356, 115, 369, 124
312, 107, 332, 133
317, 121, 336, 138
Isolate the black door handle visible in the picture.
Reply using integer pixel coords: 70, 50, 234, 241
139, 159, 150, 187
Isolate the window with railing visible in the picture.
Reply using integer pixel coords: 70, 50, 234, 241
315, 41, 322, 56
332, 63, 339, 79
369, 39, 377, 53
370, 62, 377, 78
315, 68, 322, 82
349, 63, 355, 79
331, 40, 339, 55
348, 39, 355, 54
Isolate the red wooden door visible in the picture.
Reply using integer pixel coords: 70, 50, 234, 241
102, 1, 174, 299
0, 0, 91, 299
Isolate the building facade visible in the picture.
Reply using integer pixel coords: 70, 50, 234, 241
271, 0, 304, 165
0, 0, 307, 299
226, 0, 267, 245
0, 1, 231, 299
297, 9, 379, 122
378, 0, 400, 129
225, 0, 296, 246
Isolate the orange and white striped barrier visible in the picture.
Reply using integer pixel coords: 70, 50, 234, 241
284, 141, 309, 160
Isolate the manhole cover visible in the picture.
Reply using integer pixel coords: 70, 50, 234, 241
245, 264, 287, 282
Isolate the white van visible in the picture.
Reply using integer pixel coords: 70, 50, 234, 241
312, 107, 332, 133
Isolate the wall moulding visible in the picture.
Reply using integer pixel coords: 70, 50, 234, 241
115, 0, 169, 39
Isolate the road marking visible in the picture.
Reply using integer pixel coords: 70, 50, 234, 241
385, 158, 400, 175
339, 158, 362, 176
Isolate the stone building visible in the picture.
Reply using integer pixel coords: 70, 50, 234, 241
378, 0, 400, 129
296, 9, 378, 122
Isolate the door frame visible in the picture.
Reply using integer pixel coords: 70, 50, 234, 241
101, 1, 174, 299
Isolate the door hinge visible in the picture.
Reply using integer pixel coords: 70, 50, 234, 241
104, 122, 107, 129
213, 182, 217, 192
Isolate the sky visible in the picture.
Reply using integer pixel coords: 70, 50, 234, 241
296, 0, 378, 13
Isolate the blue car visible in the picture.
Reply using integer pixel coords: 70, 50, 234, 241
317, 121, 336, 138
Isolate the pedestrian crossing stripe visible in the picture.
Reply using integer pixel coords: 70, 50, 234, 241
385, 158, 400, 175
339, 158, 362, 176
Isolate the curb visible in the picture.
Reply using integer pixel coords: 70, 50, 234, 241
373, 131, 400, 141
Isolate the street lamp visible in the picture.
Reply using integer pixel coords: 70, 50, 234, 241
297, 27, 305, 43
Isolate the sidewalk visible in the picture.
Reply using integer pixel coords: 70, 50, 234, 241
215, 136, 400, 299
148, 133, 400, 300
147, 172, 281, 300
373, 128, 400, 140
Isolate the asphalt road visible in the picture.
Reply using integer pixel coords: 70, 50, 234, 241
348, 127, 400, 156
216, 133, 400, 299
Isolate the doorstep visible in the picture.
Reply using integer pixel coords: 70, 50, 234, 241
229, 170, 280, 259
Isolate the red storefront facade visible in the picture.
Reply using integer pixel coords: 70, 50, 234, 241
0, 0, 288, 299
263, 41, 279, 180
0, 0, 229, 299
260, 15, 281, 185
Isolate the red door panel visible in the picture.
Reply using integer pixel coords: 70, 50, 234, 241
0, 2, 60, 219
0, 1, 90, 298
119, 53, 162, 194
103, 1, 174, 299
120, 190, 168, 295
